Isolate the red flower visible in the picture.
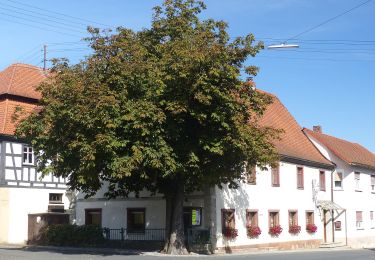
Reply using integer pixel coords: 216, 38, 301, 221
223, 228, 238, 239
247, 226, 262, 238
288, 225, 301, 235
306, 224, 318, 233
269, 225, 283, 236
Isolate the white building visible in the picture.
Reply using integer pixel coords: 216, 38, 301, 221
304, 126, 375, 248
0, 64, 70, 244
76, 92, 338, 252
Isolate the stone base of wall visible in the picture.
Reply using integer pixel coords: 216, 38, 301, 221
216, 239, 322, 254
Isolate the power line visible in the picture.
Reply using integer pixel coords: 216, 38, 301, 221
0, 5, 87, 32
0, 1, 93, 28
0, 16, 82, 37
256, 55, 375, 62
286, 0, 373, 41
4, 0, 112, 28
15, 44, 41, 61
0, 11, 87, 34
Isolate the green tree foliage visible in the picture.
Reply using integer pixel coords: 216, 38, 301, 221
16, 0, 279, 254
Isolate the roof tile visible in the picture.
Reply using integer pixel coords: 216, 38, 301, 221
258, 92, 332, 167
303, 128, 375, 169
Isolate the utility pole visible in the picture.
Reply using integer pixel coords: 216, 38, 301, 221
43, 44, 47, 71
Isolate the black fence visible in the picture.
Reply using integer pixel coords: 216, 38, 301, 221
101, 227, 211, 245
186, 228, 210, 245
102, 228, 165, 241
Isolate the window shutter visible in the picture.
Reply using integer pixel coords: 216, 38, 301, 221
297, 167, 304, 189
320, 171, 326, 190
371, 175, 375, 186
356, 211, 363, 221
272, 164, 280, 186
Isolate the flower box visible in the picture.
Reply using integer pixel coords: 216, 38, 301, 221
247, 226, 261, 238
269, 225, 282, 237
306, 223, 318, 233
288, 225, 301, 235
223, 228, 238, 239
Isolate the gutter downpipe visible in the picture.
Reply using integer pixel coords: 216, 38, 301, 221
330, 165, 336, 243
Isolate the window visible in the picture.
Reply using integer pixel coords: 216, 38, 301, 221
269, 211, 279, 228
371, 175, 375, 192
335, 221, 342, 231
370, 211, 374, 228
297, 167, 304, 189
306, 211, 314, 225
247, 165, 256, 185
356, 211, 363, 229
271, 163, 280, 187
289, 210, 298, 226
319, 171, 326, 191
23, 146, 34, 164
334, 172, 343, 189
127, 208, 145, 233
49, 193, 63, 204
222, 209, 235, 232
85, 208, 102, 226
183, 207, 202, 227
246, 210, 258, 227
355, 172, 361, 191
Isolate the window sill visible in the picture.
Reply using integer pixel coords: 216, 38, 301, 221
272, 185, 280, 187
22, 163, 35, 166
355, 190, 363, 192
356, 228, 364, 230
334, 188, 344, 191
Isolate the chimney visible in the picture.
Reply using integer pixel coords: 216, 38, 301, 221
313, 125, 322, 133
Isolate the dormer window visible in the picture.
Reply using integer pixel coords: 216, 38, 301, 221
23, 146, 34, 165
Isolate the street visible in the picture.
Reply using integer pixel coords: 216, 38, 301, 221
0, 248, 374, 260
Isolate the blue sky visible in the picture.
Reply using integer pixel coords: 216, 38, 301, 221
1, 0, 374, 152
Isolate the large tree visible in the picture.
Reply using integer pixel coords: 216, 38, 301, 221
16, 0, 279, 254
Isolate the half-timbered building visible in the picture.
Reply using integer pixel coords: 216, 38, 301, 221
0, 64, 70, 244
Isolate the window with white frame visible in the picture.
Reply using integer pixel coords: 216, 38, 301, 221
370, 211, 374, 228
334, 172, 343, 189
354, 172, 361, 191
23, 146, 34, 165
371, 175, 375, 192
356, 211, 363, 229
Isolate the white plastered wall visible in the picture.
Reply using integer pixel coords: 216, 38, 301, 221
214, 161, 331, 248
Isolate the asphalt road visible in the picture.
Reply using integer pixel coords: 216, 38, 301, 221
0, 248, 374, 260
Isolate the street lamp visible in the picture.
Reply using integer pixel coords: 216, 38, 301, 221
267, 43, 299, 49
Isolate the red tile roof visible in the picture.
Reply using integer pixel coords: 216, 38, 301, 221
0, 99, 37, 135
0, 63, 47, 100
0, 63, 45, 135
257, 92, 333, 168
303, 128, 375, 170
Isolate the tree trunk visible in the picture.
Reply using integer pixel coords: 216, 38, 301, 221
162, 180, 188, 255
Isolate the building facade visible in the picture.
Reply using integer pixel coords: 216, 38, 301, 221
0, 64, 70, 244
304, 127, 375, 248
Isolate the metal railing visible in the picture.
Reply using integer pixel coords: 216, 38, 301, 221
102, 228, 165, 241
